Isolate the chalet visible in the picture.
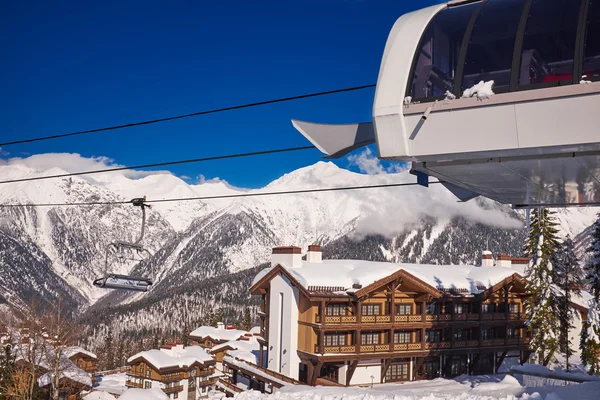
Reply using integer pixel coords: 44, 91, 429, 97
64, 346, 98, 374
250, 245, 533, 387
37, 359, 93, 400
189, 323, 251, 349
209, 337, 260, 363
126, 342, 217, 399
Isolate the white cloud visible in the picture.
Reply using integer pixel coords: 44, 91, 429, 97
0, 153, 171, 180
180, 175, 191, 180
347, 147, 407, 175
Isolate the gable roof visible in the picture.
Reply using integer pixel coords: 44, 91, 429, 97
189, 326, 250, 342
127, 345, 214, 371
252, 259, 523, 298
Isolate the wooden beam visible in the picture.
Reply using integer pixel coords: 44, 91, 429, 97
381, 359, 392, 382
496, 351, 508, 371
311, 360, 324, 386
346, 360, 359, 386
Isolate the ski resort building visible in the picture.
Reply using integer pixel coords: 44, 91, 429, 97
126, 342, 217, 399
250, 245, 533, 386
189, 323, 251, 350
65, 346, 98, 374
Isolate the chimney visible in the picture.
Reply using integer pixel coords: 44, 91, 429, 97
306, 244, 322, 263
271, 246, 302, 268
216, 322, 225, 330
497, 254, 512, 268
481, 250, 494, 267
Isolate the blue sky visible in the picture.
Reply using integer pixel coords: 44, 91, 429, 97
0, 0, 439, 188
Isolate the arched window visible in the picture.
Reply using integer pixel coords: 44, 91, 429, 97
583, 0, 600, 81
407, 3, 480, 102
517, 0, 582, 88
461, 0, 527, 93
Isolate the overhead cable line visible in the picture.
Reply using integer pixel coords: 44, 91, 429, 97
0, 181, 441, 208
0, 145, 316, 185
0, 84, 376, 148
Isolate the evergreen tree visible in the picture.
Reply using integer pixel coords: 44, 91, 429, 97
523, 208, 561, 366
0, 342, 16, 399
586, 216, 600, 299
581, 214, 600, 374
555, 236, 582, 371
152, 331, 160, 350
103, 326, 115, 370
210, 309, 223, 327
242, 307, 252, 331
116, 339, 125, 368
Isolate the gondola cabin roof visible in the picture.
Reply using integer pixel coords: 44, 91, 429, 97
293, 0, 600, 207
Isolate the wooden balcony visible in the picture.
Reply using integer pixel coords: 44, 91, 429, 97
315, 337, 530, 354
163, 385, 184, 394
315, 313, 528, 325
161, 373, 185, 382
217, 378, 243, 394
198, 377, 217, 386
125, 380, 143, 388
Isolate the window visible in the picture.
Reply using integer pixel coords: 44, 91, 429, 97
361, 304, 381, 316
450, 356, 468, 376
385, 363, 409, 381
326, 304, 348, 316
426, 303, 441, 315
462, 0, 528, 92
395, 304, 412, 315
146, 370, 151, 378
174, 392, 179, 399
144, 381, 151, 389
324, 333, 346, 346
408, 2, 479, 100
394, 331, 411, 344
518, 0, 581, 87
454, 328, 467, 341
507, 327, 518, 339
509, 303, 520, 313
482, 303, 495, 313
481, 328, 495, 340
583, 0, 600, 80
361, 333, 380, 345
426, 329, 441, 342
454, 303, 466, 314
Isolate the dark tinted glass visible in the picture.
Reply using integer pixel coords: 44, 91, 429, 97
462, 0, 527, 92
407, 3, 478, 101
583, 0, 600, 80
518, 0, 581, 87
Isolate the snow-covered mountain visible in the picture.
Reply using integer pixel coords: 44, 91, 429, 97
1, 159, 598, 324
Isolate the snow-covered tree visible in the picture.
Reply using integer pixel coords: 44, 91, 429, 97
555, 236, 582, 371
581, 214, 600, 374
523, 208, 561, 366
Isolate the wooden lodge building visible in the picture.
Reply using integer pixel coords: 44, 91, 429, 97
126, 342, 217, 399
249, 246, 533, 387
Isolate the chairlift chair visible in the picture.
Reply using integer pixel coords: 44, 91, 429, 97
93, 197, 154, 292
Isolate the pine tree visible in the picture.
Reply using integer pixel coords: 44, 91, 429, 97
581, 214, 600, 374
0, 342, 16, 399
242, 307, 252, 331
523, 208, 561, 366
210, 309, 223, 327
555, 236, 582, 371
103, 326, 115, 370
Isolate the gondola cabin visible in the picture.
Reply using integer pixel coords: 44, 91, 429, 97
293, 0, 600, 207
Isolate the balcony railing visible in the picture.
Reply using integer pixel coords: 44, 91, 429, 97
125, 380, 143, 388
316, 312, 528, 325
315, 337, 530, 354
198, 377, 217, 386
163, 385, 184, 394
161, 373, 184, 382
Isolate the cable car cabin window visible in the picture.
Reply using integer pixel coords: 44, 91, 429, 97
517, 0, 581, 89
462, 0, 527, 93
407, 3, 479, 102
583, 0, 600, 81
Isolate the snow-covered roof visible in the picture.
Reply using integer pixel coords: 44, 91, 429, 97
37, 359, 92, 388
223, 356, 289, 387
82, 392, 116, 400
119, 388, 169, 400
254, 259, 521, 295
92, 372, 127, 395
570, 290, 594, 311
211, 338, 260, 354
250, 326, 261, 335
64, 346, 97, 360
189, 325, 250, 341
127, 345, 214, 370
227, 349, 258, 364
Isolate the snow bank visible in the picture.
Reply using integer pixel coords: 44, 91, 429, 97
94, 372, 127, 395
119, 388, 169, 399
511, 363, 600, 382
462, 80, 495, 100
82, 391, 115, 400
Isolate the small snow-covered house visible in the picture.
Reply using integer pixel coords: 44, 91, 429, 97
126, 342, 217, 399
189, 323, 251, 350
64, 346, 98, 374
250, 245, 533, 387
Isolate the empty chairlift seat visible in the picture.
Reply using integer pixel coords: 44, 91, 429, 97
292, 0, 600, 207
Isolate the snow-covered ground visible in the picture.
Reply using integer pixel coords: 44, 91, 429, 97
233, 374, 600, 400
92, 372, 128, 396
